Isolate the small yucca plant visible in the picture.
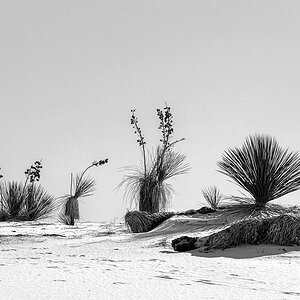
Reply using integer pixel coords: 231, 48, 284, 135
59, 159, 108, 225
120, 105, 189, 213
218, 134, 300, 216
202, 186, 223, 210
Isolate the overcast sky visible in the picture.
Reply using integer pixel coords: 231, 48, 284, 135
1, 0, 300, 221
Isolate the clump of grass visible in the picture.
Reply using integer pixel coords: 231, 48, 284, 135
125, 210, 175, 233
59, 159, 108, 225
204, 218, 264, 249
204, 214, 300, 250
201, 186, 223, 210
0, 161, 56, 221
267, 214, 300, 245
218, 134, 300, 216
120, 104, 189, 214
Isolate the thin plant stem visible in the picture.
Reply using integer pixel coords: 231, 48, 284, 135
70, 173, 73, 196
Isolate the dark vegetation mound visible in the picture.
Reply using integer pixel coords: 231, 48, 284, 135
125, 211, 175, 233
172, 214, 300, 252
125, 207, 217, 233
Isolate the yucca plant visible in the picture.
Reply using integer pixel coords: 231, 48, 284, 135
120, 105, 189, 213
59, 159, 108, 225
202, 186, 223, 210
218, 134, 300, 216
0, 161, 56, 221
122, 148, 189, 213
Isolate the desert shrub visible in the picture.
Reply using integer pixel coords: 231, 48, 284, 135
59, 159, 108, 225
218, 134, 300, 216
0, 161, 56, 221
120, 105, 189, 214
125, 210, 175, 233
202, 186, 223, 210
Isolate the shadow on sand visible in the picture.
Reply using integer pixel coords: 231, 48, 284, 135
188, 244, 300, 259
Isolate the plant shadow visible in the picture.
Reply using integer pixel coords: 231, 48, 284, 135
189, 244, 300, 259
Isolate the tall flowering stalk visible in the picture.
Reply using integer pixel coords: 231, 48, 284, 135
23, 161, 42, 214
120, 104, 189, 213
131, 110, 147, 176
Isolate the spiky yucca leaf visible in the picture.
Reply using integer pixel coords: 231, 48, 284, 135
58, 212, 73, 225
218, 134, 300, 207
202, 186, 223, 210
73, 175, 96, 199
153, 148, 190, 181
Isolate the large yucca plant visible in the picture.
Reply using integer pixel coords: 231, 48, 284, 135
218, 134, 300, 215
120, 105, 189, 214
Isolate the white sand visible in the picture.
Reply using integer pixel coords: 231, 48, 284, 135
0, 214, 300, 299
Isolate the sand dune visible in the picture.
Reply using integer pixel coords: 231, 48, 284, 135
0, 215, 299, 299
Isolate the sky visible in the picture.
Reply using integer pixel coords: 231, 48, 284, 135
1, 0, 300, 222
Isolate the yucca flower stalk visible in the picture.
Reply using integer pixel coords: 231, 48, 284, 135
60, 159, 108, 225
218, 134, 300, 216
23, 160, 43, 215
202, 186, 223, 210
121, 104, 189, 213
131, 109, 147, 176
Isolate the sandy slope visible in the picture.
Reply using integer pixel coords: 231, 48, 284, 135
0, 215, 299, 300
